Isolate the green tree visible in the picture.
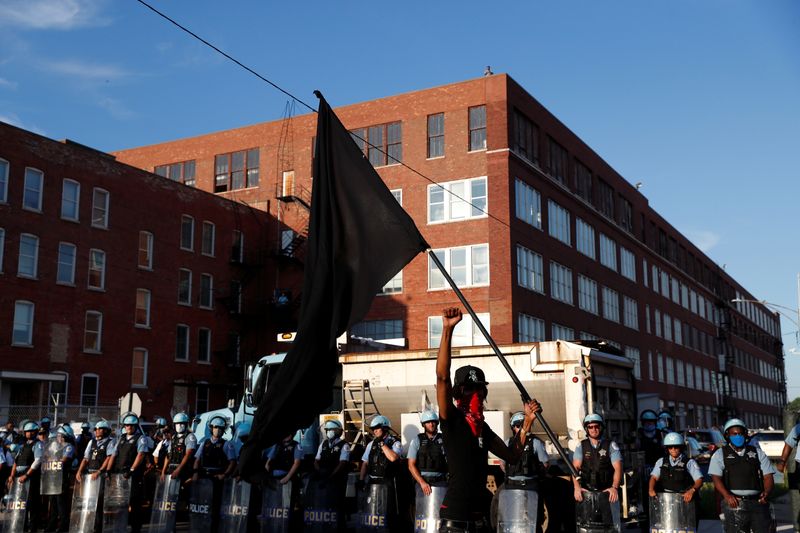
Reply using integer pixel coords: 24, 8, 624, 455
788, 396, 800, 414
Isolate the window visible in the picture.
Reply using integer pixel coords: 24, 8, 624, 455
229, 281, 242, 313
380, 271, 403, 295
132, 348, 148, 387
56, 242, 77, 285
666, 357, 675, 385
578, 275, 598, 315
576, 218, 596, 259
178, 269, 192, 305
623, 296, 638, 330
361, 122, 401, 166
138, 231, 153, 269
673, 318, 683, 345
196, 384, 209, 415
83, 311, 103, 353
23, 168, 43, 211
512, 109, 537, 163
550, 262, 573, 305
17, 234, 39, 278
516, 245, 544, 293
599, 234, 617, 271
214, 149, 259, 192
645, 305, 651, 334
351, 320, 403, 341
155, 160, 196, 187
91, 188, 109, 228
428, 244, 489, 289
80, 374, 98, 407
61, 179, 80, 221
180, 215, 194, 251
548, 137, 568, 185
232, 230, 244, 263
12, 301, 34, 346
596, 178, 614, 219
135, 289, 151, 327
654, 309, 662, 337
643, 259, 648, 287
468, 106, 486, 151
625, 347, 641, 379
620, 247, 636, 281
663, 313, 673, 342
390, 189, 402, 205
518, 313, 546, 342
575, 160, 592, 202
198, 328, 211, 363
176, 324, 190, 361
0, 158, 7, 203
515, 179, 542, 229
552, 323, 574, 341
686, 363, 695, 389
648, 351, 653, 381
428, 313, 490, 348
602, 286, 620, 323
0, 227, 4, 272
428, 177, 487, 223
87, 249, 106, 290
427, 113, 444, 158
547, 200, 571, 245
661, 271, 669, 298
657, 353, 664, 382
671, 278, 680, 304
199, 274, 214, 309
619, 196, 633, 233
201, 221, 215, 256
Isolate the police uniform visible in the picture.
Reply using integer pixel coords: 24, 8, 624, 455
315, 436, 351, 478
362, 435, 403, 483
408, 431, 448, 484
267, 438, 303, 479
166, 430, 197, 479
360, 435, 404, 530
13, 436, 44, 531
108, 432, 150, 533
45, 438, 75, 533
194, 436, 235, 478
574, 438, 622, 491
709, 443, 775, 533
84, 435, 115, 533
637, 427, 663, 467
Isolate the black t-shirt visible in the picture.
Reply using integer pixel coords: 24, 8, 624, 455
440, 406, 498, 521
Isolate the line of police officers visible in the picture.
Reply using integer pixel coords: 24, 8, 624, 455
1, 407, 793, 532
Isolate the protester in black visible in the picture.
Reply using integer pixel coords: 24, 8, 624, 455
435, 307, 540, 532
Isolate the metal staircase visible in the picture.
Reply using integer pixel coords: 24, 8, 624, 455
341, 379, 380, 445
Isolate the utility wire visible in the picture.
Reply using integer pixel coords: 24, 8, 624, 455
135, 0, 512, 232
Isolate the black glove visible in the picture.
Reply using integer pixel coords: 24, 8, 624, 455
355, 479, 365, 491
123, 471, 130, 480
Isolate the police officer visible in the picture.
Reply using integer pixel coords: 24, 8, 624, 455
161, 412, 197, 482
501, 411, 548, 533
76, 420, 115, 533
572, 413, 623, 509
408, 409, 447, 495
107, 413, 149, 533
776, 414, 800, 475
1, 419, 17, 446
359, 415, 404, 530
657, 410, 674, 435
315, 420, 350, 481
45, 424, 76, 533
648, 432, 703, 528
40, 415, 56, 439
637, 409, 663, 467
709, 418, 775, 533
7, 420, 44, 531
191, 415, 234, 530
76, 422, 92, 460
266, 432, 303, 483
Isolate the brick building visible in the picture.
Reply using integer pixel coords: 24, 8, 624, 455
114, 74, 786, 429
0, 122, 288, 423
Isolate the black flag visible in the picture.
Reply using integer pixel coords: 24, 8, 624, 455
238, 92, 429, 476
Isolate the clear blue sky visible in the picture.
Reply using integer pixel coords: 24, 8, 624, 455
2, 0, 799, 404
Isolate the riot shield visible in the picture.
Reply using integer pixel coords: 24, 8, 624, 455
101, 473, 131, 533
497, 485, 539, 533
721, 499, 772, 533
259, 478, 292, 533
69, 474, 104, 533
356, 481, 394, 532
148, 475, 181, 533
414, 483, 447, 533
575, 489, 621, 533
220, 478, 252, 533
188, 478, 214, 533
648, 492, 696, 533
303, 477, 341, 532
40, 438, 65, 496
2, 479, 29, 533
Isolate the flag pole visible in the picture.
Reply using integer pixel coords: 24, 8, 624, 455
428, 250, 579, 479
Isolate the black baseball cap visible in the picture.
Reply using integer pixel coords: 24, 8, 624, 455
454, 365, 488, 387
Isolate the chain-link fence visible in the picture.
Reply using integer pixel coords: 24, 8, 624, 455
0, 404, 120, 428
